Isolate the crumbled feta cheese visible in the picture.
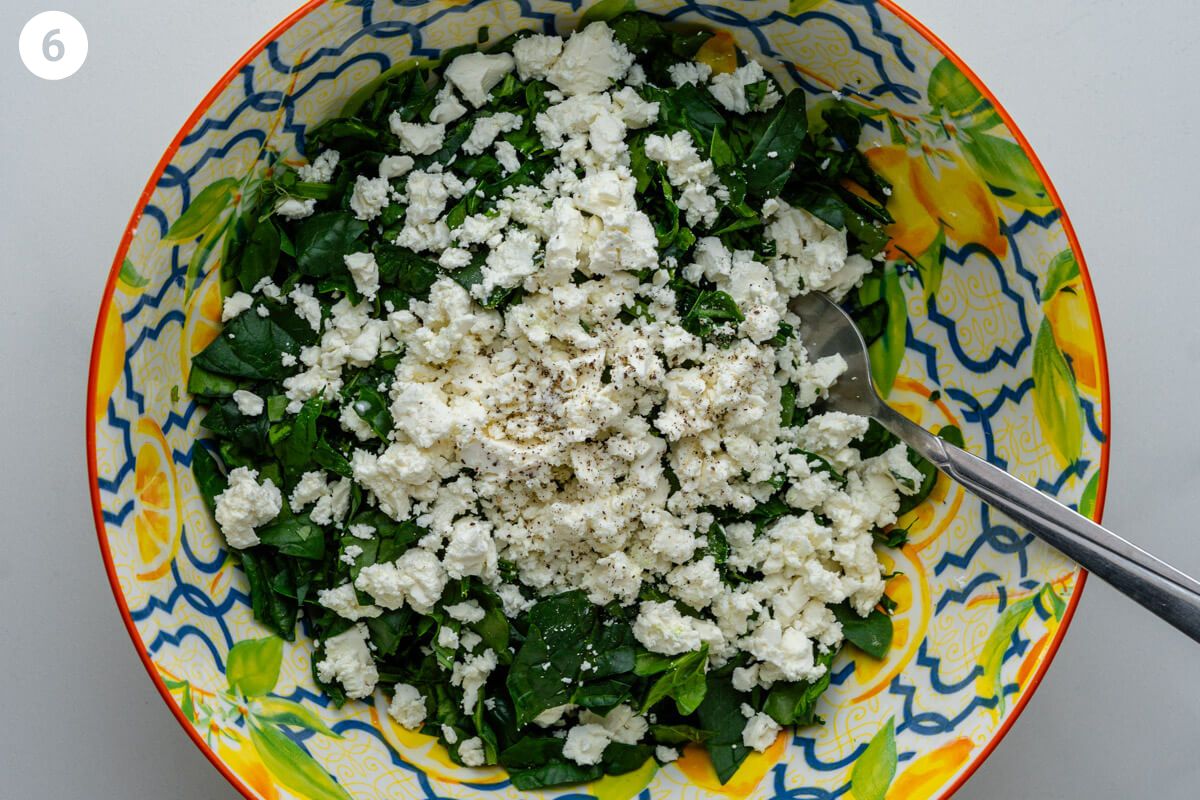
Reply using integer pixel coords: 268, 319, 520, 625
451, 648, 498, 713
579, 704, 648, 745
214, 467, 282, 549
445, 600, 486, 624
562, 723, 612, 765
318, 583, 383, 621
349, 175, 391, 220
458, 736, 486, 767
388, 683, 427, 729
708, 60, 782, 115
463, 112, 521, 155
513, 34, 564, 80
316, 624, 379, 699
232, 389, 264, 416
288, 284, 322, 331
274, 196, 316, 219
298, 149, 340, 183
221, 291, 253, 321
445, 52, 516, 107
741, 712, 782, 752
547, 22, 634, 96
494, 140, 521, 174
379, 154, 415, 179
668, 61, 712, 87
355, 547, 447, 613
633, 600, 725, 656
429, 85, 468, 124
343, 251, 380, 301
644, 131, 726, 227
389, 116, 447, 156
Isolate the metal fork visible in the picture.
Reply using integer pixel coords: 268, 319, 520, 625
791, 291, 1200, 643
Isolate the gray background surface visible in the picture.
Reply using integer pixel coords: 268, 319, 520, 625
1, 1, 1197, 797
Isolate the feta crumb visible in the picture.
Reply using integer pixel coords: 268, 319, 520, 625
349, 175, 391, 220
458, 736, 486, 767
298, 149, 340, 183
444, 52, 516, 107
379, 154, 415, 179
389, 116, 447, 156
388, 683, 427, 729
741, 712, 782, 752
316, 624, 379, 699
214, 467, 282, 549
668, 61, 712, 87
562, 723, 612, 766
343, 251, 380, 300
513, 34, 563, 80
317, 583, 382, 621
274, 196, 316, 219
232, 389, 264, 416
445, 600, 486, 624
221, 292, 253, 321
547, 22, 634, 96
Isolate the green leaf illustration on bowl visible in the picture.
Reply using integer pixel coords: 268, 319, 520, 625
850, 716, 897, 800
1032, 317, 1084, 465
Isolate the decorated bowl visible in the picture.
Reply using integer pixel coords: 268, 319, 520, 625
87, 1, 1109, 798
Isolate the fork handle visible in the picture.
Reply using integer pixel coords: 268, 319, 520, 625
876, 405, 1200, 643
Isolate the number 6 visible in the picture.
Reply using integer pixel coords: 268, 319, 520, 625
43, 28, 64, 62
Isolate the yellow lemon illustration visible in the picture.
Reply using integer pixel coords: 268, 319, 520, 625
695, 31, 738, 75
1043, 278, 1100, 396
180, 264, 225, 383
133, 418, 182, 581
884, 737, 973, 800
217, 733, 280, 800
867, 145, 1007, 261
93, 302, 126, 421
912, 148, 1006, 257
864, 146, 941, 262
674, 732, 788, 797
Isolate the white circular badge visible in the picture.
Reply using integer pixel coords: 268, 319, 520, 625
19, 11, 88, 80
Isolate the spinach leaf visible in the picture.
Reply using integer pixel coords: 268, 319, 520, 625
695, 671, 752, 784
187, 363, 238, 398
271, 398, 323, 481
502, 737, 605, 790
507, 591, 600, 726
601, 742, 654, 775
257, 517, 326, 560
680, 290, 743, 338
762, 648, 836, 726
191, 442, 226, 513
193, 310, 301, 380
649, 724, 712, 745
831, 602, 892, 659
746, 91, 808, 198
295, 212, 368, 277
365, 609, 415, 657
237, 217, 281, 292
640, 646, 709, 715
373, 242, 439, 296
201, 399, 269, 451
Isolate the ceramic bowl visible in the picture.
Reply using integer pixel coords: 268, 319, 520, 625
88, 2, 1109, 798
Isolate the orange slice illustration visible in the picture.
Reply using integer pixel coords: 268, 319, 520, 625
133, 418, 182, 581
